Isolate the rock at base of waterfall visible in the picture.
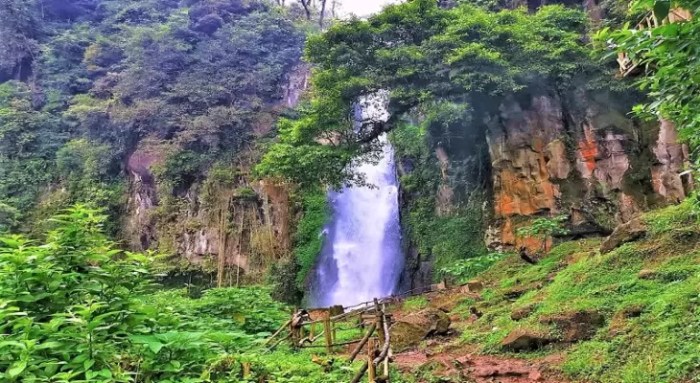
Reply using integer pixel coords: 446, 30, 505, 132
390, 309, 451, 352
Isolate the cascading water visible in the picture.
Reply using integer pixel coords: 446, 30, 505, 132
311, 97, 404, 307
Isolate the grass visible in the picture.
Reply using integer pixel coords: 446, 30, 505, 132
403, 296, 429, 311
443, 200, 700, 382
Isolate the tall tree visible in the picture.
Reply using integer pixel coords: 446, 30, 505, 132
0, 0, 39, 81
299, 0, 312, 19
319, 0, 327, 28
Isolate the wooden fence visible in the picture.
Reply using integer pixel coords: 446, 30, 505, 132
263, 281, 453, 382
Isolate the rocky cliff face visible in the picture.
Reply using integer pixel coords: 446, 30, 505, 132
484, 91, 690, 250
121, 63, 309, 283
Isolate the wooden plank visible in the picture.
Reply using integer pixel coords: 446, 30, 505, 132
264, 319, 292, 345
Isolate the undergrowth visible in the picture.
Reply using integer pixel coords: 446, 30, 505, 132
451, 200, 700, 383
0, 205, 375, 383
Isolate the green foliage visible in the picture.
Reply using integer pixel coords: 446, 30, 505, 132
597, 0, 700, 149
0, 202, 20, 232
439, 252, 506, 283
0, 81, 68, 224
450, 200, 700, 383
402, 296, 429, 311
155, 150, 210, 191
516, 215, 569, 251
0, 205, 154, 381
1, 204, 360, 382
1, 0, 308, 230
391, 122, 489, 281
644, 194, 699, 234
54, 139, 126, 232
291, 188, 329, 290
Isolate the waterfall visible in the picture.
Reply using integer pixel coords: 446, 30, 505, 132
311, 95, 404, 308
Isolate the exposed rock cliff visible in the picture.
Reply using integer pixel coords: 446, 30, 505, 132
485, 91, 690, 250
122, 63, 309, 283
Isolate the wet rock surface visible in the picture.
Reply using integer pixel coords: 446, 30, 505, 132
486, 93, 687, 251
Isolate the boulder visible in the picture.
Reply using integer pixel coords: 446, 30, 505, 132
501, 329, 553, 352
504, 286, 529, 300
390, 309, 451, 352
600, 218, 647, 253
511, 304, 537, 321
540, 310, 605, 342
464, 279, 484, 293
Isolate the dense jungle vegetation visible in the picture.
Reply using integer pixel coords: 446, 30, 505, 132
2, 0, 700, 381
0, 0, 306, 234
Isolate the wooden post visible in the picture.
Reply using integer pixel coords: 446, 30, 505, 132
383, 357, 389, 382
324, 312, 332, 354
374, 299, 385, 344
242, 362, 251, 378
290, 313, 300, 347
382, 303, 390, 382
367, 338, 376, 383
349, 323, 376, 362
332, 320, 337, 343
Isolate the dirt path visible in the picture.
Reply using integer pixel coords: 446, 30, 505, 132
393, 350, 567, 383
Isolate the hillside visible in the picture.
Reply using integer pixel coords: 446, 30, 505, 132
390, 200, 700, 382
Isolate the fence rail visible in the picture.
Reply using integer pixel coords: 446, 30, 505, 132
263, 280, 455, 382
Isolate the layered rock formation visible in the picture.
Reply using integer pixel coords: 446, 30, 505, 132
485, 91, 690, 250
121, 63, 309, 283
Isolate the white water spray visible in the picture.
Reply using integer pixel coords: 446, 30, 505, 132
312, 95, 404, 307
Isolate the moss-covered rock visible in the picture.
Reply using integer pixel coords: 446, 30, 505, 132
390, 309, 451, 352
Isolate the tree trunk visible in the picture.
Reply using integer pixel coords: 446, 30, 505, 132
319, 0, 327, 28
299, 0, 311, 20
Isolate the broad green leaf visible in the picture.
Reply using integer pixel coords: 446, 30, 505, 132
7, 360, 27, 378
653, 0, 671, 21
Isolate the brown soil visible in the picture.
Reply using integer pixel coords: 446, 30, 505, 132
393, 350, 568, 383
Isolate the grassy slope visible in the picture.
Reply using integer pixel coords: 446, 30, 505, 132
408, 200, 700, 383
155, 201, 699, 383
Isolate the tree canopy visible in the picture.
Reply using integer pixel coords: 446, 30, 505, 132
599, 0, 700, 148
258, 0, 616, 187
0, 0, 308, 231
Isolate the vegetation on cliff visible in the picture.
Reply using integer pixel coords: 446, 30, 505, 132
2, 0, 700, 381
258, 0, 622, 185
0, 0, 306, 234
258, 0, 638, 280
600, 0, 700, 147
